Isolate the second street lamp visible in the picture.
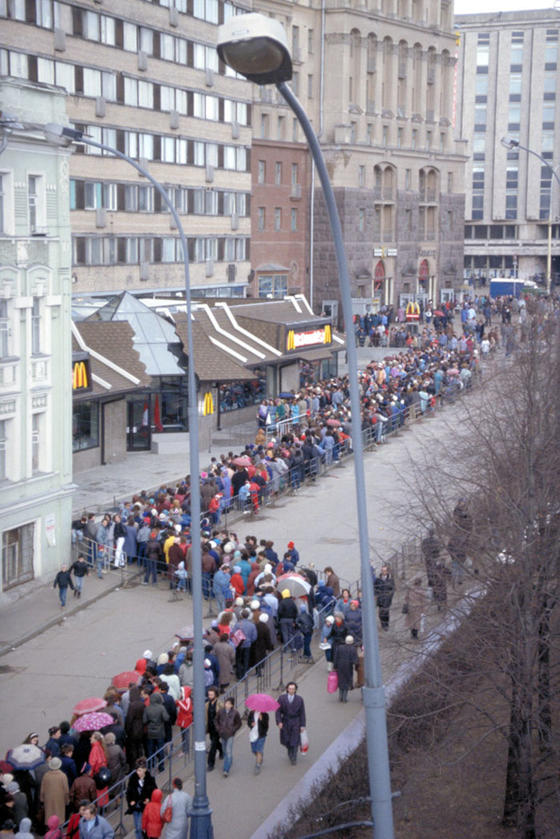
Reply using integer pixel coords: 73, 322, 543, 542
501, 136, 560, 294
218, 13, 395, 839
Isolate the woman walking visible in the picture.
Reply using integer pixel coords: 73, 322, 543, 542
374, 565, 395, 631
333, 635, 358, 703
160, 778, 192, 839
247, 711, 269, 775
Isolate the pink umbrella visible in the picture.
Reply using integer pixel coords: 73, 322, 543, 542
326, 418, 340, 427
73, 712, 114, 732
233, 456, 252, 467
72, 698, 107, 716
245, 693, 280, 712
112, 671, 141, 692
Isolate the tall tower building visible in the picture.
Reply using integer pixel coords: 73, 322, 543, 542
456, 8, 560, 287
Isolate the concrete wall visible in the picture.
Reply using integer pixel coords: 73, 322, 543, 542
103, 401, 127, 464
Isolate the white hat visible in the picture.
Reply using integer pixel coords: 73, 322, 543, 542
223, 541, 234, 553
325, 616, 335, 626
235, 596, 244, 606
174, 524, 181, 533
143, 649, 153, 659
250, 600, 260, 610
264, 563, 272, 574
259, 613, 269, 623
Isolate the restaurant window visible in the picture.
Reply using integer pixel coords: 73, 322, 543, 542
73, 401, 99, 451
218, 371, 266, 413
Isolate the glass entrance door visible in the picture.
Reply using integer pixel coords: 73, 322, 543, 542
127, 398, 151, 451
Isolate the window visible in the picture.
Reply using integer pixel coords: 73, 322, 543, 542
308, 28, 314, 55
307, 74, 313, 98
475, 75, 488, 95
123, 22, 138, 52
447, 171, 454, 193
405, 169, 412, 190
257, 207, 265, 232
508, 104, 521, 130
471, 194, 484, 220
0, 420, 5, 481
506, 168, 518, 191
358, 165, 365, 188
2, 524, 35, 590
31, 413, 41, 473
291, 208, 297, 232
73, 401, 99, 451
474, 105, 487, 130
274, 208, 282, 232
257, 160, 266, 184
0, 300, 9, 358
509, 73, 522, 96
275, 162, 282, 185
358, 208, 365, 232
258, 274, 287, 298
193, 0, 219, 25
542, 102, 555, 127
28, 175, 39, 233
505, 193, 517, 219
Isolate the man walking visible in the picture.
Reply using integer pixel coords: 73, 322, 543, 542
70, 554, 89, 599
205, 687, 223, 772
275, 681, 306, 765
53, 565, 74, 608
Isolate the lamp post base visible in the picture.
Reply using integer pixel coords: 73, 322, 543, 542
189, 801, 214, 839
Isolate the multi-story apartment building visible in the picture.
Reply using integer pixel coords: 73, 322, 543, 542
456, 8, 560, 287
0, 78, 74, 600
1, 0, 253, 297
251, 0, 467, 318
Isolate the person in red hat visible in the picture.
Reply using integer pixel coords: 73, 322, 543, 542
286, 541, 299, 566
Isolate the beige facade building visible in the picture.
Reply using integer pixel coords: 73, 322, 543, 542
252, 0, 467, 317
1, 0, 253, 297
456, 8, 560, 287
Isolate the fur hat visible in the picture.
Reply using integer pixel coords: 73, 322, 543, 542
49, 758, 62, 770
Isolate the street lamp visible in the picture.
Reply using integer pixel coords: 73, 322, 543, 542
501, 137, 560, 293
218, 14, 394, 839
4, 118, 213, 839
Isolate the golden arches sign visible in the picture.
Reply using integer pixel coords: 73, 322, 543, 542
72, 360, 89, 390
202, 391, 214, 416
286, 325, 332, 352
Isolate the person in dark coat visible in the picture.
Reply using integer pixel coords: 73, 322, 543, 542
158, 683, 177, 745
143, 533, 163, 586
124, 686, 145, 767
333, 635, 358, 702
421, 528, 441, 588
278, 590, 298, 650
252, 614, 274, 674
143, 694, 169, 774
125, 759, 157, 839
373, 565, 395, 631
52, 567, 74, 608
275, 681, 306, 765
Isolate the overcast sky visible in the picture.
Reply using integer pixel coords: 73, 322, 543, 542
454, 0, 555, 14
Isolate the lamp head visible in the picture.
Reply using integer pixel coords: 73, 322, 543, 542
501, 136, 519, 149
217, 13, 292, 85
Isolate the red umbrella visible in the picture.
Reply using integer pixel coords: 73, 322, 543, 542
434, 309, 445, 317
245, 693, 280, 712
112, 671, 141, 692
73, 712, 114, 733
72, 697, 107, 716
233, 456, 252, 467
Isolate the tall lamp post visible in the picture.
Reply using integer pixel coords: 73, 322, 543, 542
501, 137, 560, 294
217, 15, 394, 839
0, 115, 213, 839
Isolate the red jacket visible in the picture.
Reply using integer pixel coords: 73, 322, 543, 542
230, 573, 245, 596
176, 686, 193, 729
142, 789, 163, 838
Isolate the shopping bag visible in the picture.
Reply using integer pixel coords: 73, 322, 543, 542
300, 728, 309, 753
327, 670, 338, 694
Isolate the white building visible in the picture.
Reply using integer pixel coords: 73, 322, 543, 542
0, 78, 74, 601
456, 8, 560, 287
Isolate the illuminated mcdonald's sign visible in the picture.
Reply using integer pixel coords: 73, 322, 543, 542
286, 324, 332, 352
72, 358, 91, 391
202, 391, 214, 416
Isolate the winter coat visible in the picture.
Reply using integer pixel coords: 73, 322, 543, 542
252, 621, 274, 665
142, 789, 164, 838
160, 789, 192, 839
69, 774, 97, 810
106, 743, 126, 784
78, 814, 114, 839
125, 770, 157, 814
212, 640, 235, 686
333, 643, 358, 691
345, 608, 363, 643
277, 597, 298, 621
374, 574, 395, 610
176, 687, 193, 729
40, 769, 69, 825
405, 583, 427, 631
215, 707, 242, 740
275, 693, 306, 749
53, 570, 74, 591
143, 693, 169, 740
15, 818, 34, 839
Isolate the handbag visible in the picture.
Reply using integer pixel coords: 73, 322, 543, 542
327, 669, 338, 694
300, 728, 309, 753
231, 628, 246, 647
162, 800, 173, 823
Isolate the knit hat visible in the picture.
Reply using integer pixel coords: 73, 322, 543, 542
233, 565, 241, 573
250, 600, 260, 610
233, 549, 242, 559
345, 635, 354, 645
157, 653, 169, 666
287, 541, 295, 549
143, 650, 153, 659
259, 613, 269, 623
5, 782, 19, 795
235, 596, 244, 606
325, 616, 335, 625
49, 758, 62, 770
281, 589, 291, 599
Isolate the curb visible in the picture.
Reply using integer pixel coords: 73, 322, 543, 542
0, 570, 143, 658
